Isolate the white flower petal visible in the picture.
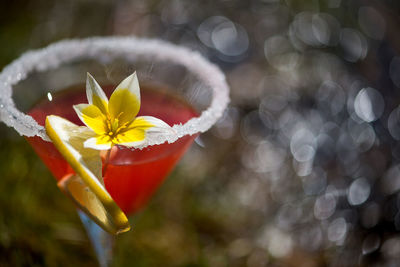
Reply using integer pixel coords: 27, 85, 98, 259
84, 137, 113, 150
73, 104, 107, 135
108, 72, 141, 123
86, 73, 109, 114
136, 116, 174, 133
118, 116, 176, 148
115, 72, 140, 103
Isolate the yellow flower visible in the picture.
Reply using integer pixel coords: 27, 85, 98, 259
73, 72, 173, 150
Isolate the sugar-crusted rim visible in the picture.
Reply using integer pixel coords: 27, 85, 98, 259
0, 37, 230, 147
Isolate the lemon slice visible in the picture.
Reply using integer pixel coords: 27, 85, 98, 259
45, 115, 130, 235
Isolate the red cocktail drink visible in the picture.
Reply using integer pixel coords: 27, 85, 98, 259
27, 85, 198, 215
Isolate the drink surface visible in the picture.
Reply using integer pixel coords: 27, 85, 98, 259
27, 84, 198, 215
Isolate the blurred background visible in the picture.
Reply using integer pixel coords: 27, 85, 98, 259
1, 0, 400, 266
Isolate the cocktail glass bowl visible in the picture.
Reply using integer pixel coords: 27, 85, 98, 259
0, 37, 229, 266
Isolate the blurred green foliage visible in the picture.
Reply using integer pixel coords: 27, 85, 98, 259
0, 124, 94, 266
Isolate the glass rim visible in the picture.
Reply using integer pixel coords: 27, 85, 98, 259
0, 36, 230, 148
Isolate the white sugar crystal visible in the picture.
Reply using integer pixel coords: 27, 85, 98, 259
0, 37, 229, 147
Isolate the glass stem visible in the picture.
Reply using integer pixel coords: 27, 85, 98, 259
79, 211, 114, 267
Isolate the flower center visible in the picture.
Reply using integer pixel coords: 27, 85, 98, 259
106, 118, 118, 137
104, 113, 130, 142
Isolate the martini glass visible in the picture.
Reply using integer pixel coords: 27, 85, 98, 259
0, 37, 229, 266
